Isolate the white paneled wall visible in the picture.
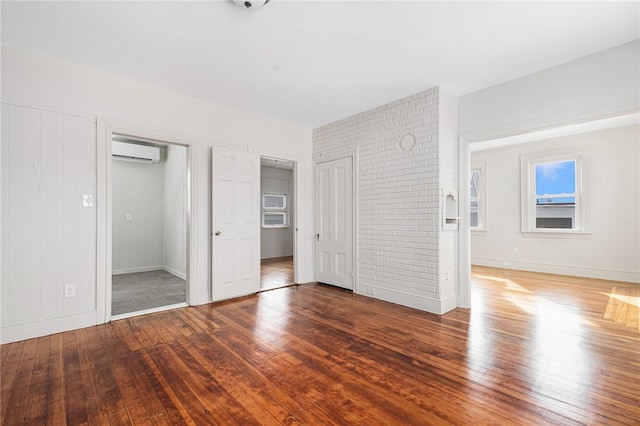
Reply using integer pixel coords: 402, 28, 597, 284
313, 87, 458, 314
1, 104, 96, 333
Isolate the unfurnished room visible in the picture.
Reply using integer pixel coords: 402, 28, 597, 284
1, 1, 639, 424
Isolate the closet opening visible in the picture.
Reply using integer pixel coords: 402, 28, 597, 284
110, 135, 188, 319
260, 157, 296, 291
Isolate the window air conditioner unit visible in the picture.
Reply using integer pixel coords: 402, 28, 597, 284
112, 141, 160, 163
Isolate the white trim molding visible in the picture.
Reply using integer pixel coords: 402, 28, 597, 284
356, 284, 458, 315
472, 257, 640, 284
97, 118, 199, 324
1, 311, 98, 344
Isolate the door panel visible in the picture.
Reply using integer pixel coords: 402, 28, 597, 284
315, 157, 353, 289
212, 147, 260, 301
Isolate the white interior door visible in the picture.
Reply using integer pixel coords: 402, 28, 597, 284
315, 157, 353, 289
212, 147, 260, 301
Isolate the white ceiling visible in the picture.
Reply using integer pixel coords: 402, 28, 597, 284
2, 1, 638, 128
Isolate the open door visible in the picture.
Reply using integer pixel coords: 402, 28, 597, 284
212, 147, 260, 301
315, 157, 354, 290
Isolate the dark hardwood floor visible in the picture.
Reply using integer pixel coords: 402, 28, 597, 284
2, 267, 639, 425
260, 256, 294, 291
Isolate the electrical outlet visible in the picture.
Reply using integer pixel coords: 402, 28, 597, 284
366, 288, 375, 296
503, 262, 511, 267
64, 284, 76, 298
513, 247, 519, 255
126, 213, 133, 221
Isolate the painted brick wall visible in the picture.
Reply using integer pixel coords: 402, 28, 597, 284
313, 87, 458, 314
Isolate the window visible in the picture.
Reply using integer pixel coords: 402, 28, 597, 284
470, 160, 487, 231
520, 147, 590, 235
263, 194, 286, 209
262, 193, 288, 228
263, 212, 286, 227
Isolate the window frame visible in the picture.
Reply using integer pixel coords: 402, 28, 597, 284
470, 159, 487, 233
262, 192, 288, 228
520, 147, 590, 236
262, 211, 287, 228
263, 193, 287, 210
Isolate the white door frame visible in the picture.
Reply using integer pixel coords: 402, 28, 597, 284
457, 137, 471, 308
313, 154, 357, 292
96, 119, 197, 323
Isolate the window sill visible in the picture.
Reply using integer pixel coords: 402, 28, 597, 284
471, 229, 487, 236
521, 230, 591, 239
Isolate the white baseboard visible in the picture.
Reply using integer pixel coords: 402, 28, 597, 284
112, 265, 163, 275
1, 311, 98, 344
163, 266, 186, 280
355, 284, 457, 315
471, 256, 640, 283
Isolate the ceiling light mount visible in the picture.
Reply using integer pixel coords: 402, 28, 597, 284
233, 0, 270, 10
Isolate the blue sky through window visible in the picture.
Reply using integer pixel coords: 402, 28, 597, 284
535, 160, 575, 195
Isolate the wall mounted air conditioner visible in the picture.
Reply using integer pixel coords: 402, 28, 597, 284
112, 141, 160, 163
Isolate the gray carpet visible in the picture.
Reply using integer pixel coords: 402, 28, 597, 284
112, 270, 186, 315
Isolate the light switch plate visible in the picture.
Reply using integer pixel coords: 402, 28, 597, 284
82, 194, 94, 207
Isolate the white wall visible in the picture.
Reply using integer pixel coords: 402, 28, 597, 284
260, 166, 294, 259
112, 158, 164, 273
313, 87, 459, 314
460, 40, 640, 143
1, 105, 97, 340
471, 125, 640, 282
163, 144, 187, 278
1, 47, 313, 343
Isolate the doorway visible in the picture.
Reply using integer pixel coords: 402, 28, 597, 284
260, 157, 296, 291
110, 136, 188, 318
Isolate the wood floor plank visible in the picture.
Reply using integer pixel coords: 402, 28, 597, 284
24, 335, 51, 424
137, 350, 196, 425
2, 266, 639, 425
75, 327, 123, 425
61, 332, 92, 426
182, 329, 321, 425
626, 287, 639, 330
218, 304, 443, 424
2, 338, 38, 424
45, 334, 67, 426
0, 340, 25, 422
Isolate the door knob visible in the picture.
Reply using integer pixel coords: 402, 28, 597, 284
215, 231, 221, 236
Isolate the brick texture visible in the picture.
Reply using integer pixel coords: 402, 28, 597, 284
313, 87, 458, 312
